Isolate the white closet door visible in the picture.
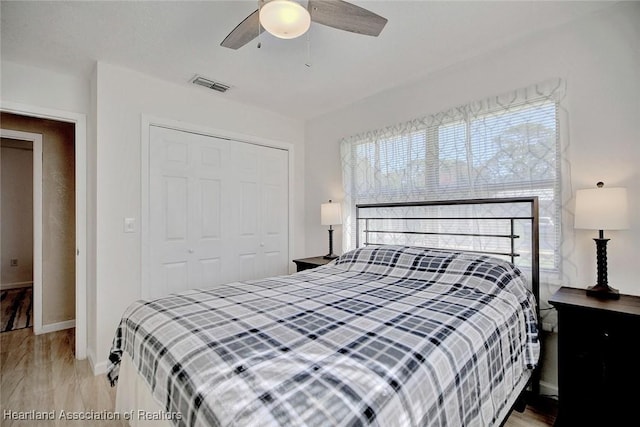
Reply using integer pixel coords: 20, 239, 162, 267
231, 142, 289, 281
149, 126, 288, 298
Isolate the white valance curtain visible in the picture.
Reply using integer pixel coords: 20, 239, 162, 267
340, 79, 568, 277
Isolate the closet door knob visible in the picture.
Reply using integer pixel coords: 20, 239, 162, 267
188, 249, 194, 254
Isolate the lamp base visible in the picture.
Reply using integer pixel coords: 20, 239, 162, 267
323, 254, 338, 260
586, 284, 620, 300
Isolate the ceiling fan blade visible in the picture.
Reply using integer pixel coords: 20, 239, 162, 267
221, 9, 263, 49
308, 0, 387, 37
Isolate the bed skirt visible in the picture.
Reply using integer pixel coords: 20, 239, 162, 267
116, 352, 173, 427
115, 349, 532, 427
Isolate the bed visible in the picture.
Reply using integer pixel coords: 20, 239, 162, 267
107, 197, 541, 427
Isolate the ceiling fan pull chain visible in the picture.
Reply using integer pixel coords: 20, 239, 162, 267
257, 0, 263, 48
305, 28, 312, 67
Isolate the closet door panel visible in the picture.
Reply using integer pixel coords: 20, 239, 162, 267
259, 146, 289, 277
148, 126, 289, 298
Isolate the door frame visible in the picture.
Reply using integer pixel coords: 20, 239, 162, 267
0, 129, 43, 332
0, 101, 87, 360
140, 115, 295, 298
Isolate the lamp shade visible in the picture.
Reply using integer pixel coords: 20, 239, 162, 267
321, 201, 342, 226
574, 186, 629, 230
259, 0, 311, 40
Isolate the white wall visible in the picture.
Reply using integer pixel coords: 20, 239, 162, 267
0, 61, 90, 114
304, 2, 640, 394
93, 62, 306, 371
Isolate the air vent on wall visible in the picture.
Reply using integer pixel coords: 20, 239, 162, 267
190, 75, 231, 93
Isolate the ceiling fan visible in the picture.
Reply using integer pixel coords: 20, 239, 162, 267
221, 0, 388, 50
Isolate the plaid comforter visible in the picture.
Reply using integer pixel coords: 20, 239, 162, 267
107, 245, 539, 427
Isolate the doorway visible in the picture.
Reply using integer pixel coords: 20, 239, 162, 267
0, 135, 37, 332
0, 120, 75, 338
0, 103, 86, 360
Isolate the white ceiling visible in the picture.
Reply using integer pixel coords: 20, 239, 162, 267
1, 1, 615, 120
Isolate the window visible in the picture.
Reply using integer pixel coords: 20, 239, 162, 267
341, 80, 565, 272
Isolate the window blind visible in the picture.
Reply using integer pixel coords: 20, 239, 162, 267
341, 79, 565, 273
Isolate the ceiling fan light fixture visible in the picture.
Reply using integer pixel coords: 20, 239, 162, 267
259, 0, 311, 40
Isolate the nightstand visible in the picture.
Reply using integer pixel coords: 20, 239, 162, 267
292, 256, 334, 272
548, 287, 640, 426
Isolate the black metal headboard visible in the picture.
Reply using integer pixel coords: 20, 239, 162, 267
355, 196, 540, 394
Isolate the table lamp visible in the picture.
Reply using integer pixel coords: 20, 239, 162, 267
321, 200, 342, 259
574, 182, 629, 299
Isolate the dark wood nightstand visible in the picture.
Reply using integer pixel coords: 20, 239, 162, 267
548, 287, 640, 426
292, 256, 334, 272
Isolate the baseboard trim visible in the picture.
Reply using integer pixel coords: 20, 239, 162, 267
0, 281, 33, 290
36, 319, 75, 335
87, 348, 108, 376
87, 347, 96, 373
539, 380, 558, 399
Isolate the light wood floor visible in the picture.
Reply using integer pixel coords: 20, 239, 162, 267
1, 327, 556, 426
505, 398, 557, 427
1, 327, 125, 426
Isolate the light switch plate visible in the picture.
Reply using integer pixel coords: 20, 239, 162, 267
124, 217, 136, 233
